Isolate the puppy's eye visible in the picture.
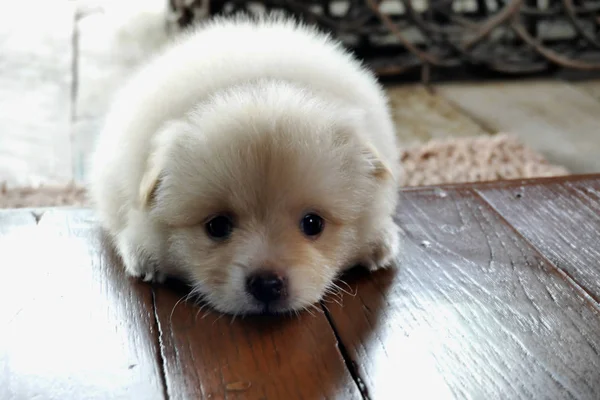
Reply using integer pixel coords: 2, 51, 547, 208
300, 213, 324, 237
205, 215, 233, 240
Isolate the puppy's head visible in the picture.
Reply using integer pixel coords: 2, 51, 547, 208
141, 81, 395, 314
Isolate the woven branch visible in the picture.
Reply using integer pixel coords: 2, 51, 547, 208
168, 0, 600, 80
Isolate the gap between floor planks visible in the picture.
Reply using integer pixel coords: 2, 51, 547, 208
475, 176, 600, 308
3, 176, 600, 399
472, 190, 600, 311
322, 179, 600, 399
151, 178, 600, 400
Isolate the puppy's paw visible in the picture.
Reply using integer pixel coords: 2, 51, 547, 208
362, 220, 400, 272
139, 268, 168, 284
117, 239, 167, 283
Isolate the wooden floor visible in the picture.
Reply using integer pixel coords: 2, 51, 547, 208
1, 174, 600, 399
1, 0, 600, 188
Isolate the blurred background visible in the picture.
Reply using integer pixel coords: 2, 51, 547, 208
1, 0, 599, 201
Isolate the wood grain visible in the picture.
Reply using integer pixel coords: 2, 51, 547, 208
435, 80, 600, 173
153, 283, 361, 400
3, 176, 600, 400
324, 188, 600, 399
477, 177, 600, 303
0, 209, 165, 400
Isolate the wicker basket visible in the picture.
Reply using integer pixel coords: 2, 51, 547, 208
168, 0, 600, 81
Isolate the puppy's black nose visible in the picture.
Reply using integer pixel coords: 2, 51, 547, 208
246, 271, 286, 304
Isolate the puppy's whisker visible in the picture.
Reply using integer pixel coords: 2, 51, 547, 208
321, 296, 343, 307
323, 285, 337, 293
323, 286, 344, 299
329, 281, 357, 297
90, 12, 400, 320
322, 286, 344, 304
306, 303, 324, 317
336, 280, 357, 296
302, 305, 316, 317
200, 308, 213, 320
195, 301, 211, 320
169, 293, 190, 322
322, 297, 342, 306
320, 301, 332, 314
189, 285, 205, 295
212, 313, 226, 326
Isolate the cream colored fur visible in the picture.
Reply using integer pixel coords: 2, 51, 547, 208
88, 13, 401, 315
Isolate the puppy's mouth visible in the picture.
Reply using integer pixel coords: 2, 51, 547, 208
192, 268, 321, 315
256, 300, 290, 316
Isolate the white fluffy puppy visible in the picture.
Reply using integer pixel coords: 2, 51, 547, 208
89, 13, 401, 315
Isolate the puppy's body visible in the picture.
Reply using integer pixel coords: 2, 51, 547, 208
89, 14, 401, 314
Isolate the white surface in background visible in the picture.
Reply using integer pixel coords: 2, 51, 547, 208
0, 0, 171, 187
73, 0, 171, 183
0, 0, 74, 187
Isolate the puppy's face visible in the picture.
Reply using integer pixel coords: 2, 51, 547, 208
142, 86, 392, 314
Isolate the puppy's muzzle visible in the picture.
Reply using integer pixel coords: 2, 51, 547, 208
246, 270, 287, 304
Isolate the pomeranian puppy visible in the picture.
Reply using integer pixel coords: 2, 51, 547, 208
88, 13, 401, 315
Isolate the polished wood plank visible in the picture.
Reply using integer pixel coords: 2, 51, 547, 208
477, 177, 600, 302
435, 80, 600, 173
0, 209, 165, 399
324, 187, 600, 399
153, 284, 361, 400
3, 176, 600, 399
0, 208, 39, 234
399, 173, 598, 192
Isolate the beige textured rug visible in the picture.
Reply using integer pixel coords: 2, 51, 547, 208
0, 134, 569, 209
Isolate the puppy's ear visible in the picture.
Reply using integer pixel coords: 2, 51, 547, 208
334, 108, 394, 181
138, 120, 189, 209
361, 142, 393, 181
139, 156, 162, 208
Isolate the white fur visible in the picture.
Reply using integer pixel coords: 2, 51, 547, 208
88, 13, 401, 314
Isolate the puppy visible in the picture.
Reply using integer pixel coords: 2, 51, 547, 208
88, 13, 401, 315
